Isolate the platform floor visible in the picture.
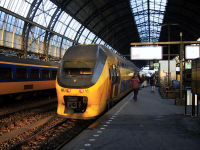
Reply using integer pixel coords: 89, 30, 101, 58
61, 87, 200, 150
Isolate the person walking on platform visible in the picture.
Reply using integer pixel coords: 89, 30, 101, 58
132, 73, 140, 101
141, 75, 147, 88
150, 75, 156, 92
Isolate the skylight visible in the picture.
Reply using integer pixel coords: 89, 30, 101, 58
130, 0, 167, 42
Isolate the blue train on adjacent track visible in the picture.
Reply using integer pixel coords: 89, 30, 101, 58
0, 55, 58, 96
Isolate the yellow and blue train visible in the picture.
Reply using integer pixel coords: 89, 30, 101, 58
56, 44, 139, 119
0, 55, 58, 96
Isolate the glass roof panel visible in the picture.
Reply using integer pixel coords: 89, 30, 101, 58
33, 0, 57, 27
130, 0, 167, 42
85, 39, 91, 44
0, 0, 33, 17
78, 35, 85, 44
68, 19, 81, 32
53, 12, 69, 35
95, 38, 102, 44
87, 32, 95, 42
0, 0, 117, 56
82, 28, 90, 37
100, 40, 105, 45
78, 28, 90, 44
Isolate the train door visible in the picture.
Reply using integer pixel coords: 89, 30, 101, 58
110, 65, 120, 99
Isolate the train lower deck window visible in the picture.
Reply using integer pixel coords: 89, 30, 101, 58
30, 69, 40, 79
42, 69, 50, 79
16, 68, 28, 79
0, 67, 12, 79
52, 70, 57, 79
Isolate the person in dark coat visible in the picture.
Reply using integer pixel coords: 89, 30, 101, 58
132, 73, 140, 100
150, 75, 156, 92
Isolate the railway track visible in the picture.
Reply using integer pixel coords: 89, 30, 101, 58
0, 96, 94, 150
0, 90, 123, 149
7, 116, 67, 150
0, 99, 57, 120
0, 91, 57, 118
0, 98, 57, 139
1, 116, 94, 150
0, 90, 95, 150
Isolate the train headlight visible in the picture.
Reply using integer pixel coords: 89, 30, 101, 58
66, 89, 71, 93
85, 89, 89, 93
61, 88, 65, 92
79, 89, 84, 93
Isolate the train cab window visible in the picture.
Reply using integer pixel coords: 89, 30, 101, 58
0, 67, 12, 79
30, 69, 40, 79
16, 68, 28, 79
52, 70, 57, 79
65, 68, 93, 75
42, 69, 50, 79
63, 61, 94, 76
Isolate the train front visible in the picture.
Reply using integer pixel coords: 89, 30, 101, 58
56, 45, 107, 119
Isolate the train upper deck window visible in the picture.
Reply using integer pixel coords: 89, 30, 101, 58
42, 70, 50, 79
0, 67, 12, 79
30, 69, 40, 79
52, 70, 57, 79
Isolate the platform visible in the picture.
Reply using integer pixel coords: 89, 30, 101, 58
61, 87, 200, 150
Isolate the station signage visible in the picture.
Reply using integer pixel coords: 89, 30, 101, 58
185, 45, 200, 59
130, 46, 163, 60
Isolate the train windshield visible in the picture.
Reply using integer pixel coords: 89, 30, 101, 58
62, 60, 95, 75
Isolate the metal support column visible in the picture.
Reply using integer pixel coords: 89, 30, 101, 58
73, 25, 85, 45
21, 0, 43, 59
192, 93, 195, 116
168, 25, 171, 86
43, 8, 62, 60
179, 32, 184, 101
197, 95, 199, 116
185, 89, 187, 115
147, 0, 150, 42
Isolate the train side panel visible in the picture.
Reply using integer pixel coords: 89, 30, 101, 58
0, 59, 58, 96
118, 67, 134, 98
96, 60, 112, 113
0, 80, 55, 95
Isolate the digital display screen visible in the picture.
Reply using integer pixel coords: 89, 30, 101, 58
130, 46, 163, 60
185, 45, 200, 59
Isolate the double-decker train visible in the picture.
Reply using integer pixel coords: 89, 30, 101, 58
0, 55, 58, 97
56, 45, 139, 119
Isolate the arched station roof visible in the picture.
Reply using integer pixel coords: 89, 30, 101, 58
50, 0, 140, 55
48, 0, 200, 64
0, 0, 200, 67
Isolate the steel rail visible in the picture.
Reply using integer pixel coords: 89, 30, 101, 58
7, 117, 68, 150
